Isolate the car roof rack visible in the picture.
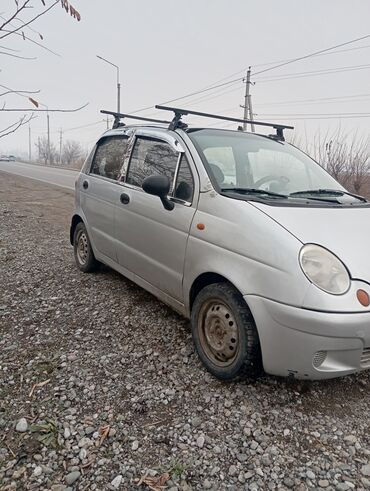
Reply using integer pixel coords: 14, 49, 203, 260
155, 105, 294, 141
101, 110, 171, 129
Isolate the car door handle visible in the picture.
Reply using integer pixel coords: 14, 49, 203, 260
120, 193, 130, 205
82, 180, 89, 190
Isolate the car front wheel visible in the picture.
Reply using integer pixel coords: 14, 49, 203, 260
191, 283, 261, 380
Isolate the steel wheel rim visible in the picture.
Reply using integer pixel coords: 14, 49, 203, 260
76, 230, 89, 265
198, 299, 239, 367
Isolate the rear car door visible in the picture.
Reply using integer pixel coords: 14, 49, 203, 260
115, 130, 198, 301
80, 134, 128, 261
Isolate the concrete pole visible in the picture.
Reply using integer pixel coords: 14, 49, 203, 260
47, 111, 50, 165
28, 125, 32, 162
242, 68, 251, 131
248, 94, 255, 133
59, 129, 63, 166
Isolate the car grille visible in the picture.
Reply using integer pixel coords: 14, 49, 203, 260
361, 347, 370, 367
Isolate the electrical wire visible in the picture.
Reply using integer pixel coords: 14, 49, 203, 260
129, 33, 370, 115
209, 43, 370, 84
255, 63, 370, 83
255, 93, 370, 107
256, 113, 370, 120
253, 33, 370, 76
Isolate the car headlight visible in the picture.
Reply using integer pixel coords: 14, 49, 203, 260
299, 244, 350, 295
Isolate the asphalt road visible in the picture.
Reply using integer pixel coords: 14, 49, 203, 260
0, 160, 77, 190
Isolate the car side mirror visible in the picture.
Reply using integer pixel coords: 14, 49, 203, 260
142, 175, 175, 211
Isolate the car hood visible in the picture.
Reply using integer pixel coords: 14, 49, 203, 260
252, 202, 370, 280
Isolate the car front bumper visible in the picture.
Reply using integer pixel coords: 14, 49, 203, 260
245, 295, 370, 380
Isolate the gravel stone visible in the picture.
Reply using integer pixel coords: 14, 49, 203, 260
15, 418, 28, 432
203, 479, 212, 489
111, 474, 123, 488
306, 470, 316, 480
65, 471, 81, 485
33, 465, 43, 477
196, 435, 205, 448
319, 480, 330, 488
362, 465, 370, 477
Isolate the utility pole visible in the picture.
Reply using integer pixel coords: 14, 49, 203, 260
59, 128, 63, 166
241, 67, 255, 132
248, 93, 255, 133
28, 125, 32, 162
47, 111, 50, 165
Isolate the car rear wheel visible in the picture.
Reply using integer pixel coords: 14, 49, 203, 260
191, 283, 261, 380
73, 222, 99, 273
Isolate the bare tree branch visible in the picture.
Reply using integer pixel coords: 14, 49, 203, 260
0, 25, 61, 57
0, 0, 31, 32
0, 1, 60, 40
0, 83, 40, 98
0, 44, 20, 51
0, 103, 89, 112
0, 50, 36, 59
0, 113, 35, 139
0, 88, 40, 97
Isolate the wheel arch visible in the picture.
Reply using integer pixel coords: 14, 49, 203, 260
70, 214, 83, 245
189, 272, 239, 311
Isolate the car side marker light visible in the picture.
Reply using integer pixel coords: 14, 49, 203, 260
357, 289, 370, 307
197, 223, 205, 230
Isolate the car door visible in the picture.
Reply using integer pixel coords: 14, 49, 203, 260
115, 130, 198, 302
80, 134, 128, 261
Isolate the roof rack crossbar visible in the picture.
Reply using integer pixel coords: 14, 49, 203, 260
155, 105, 294, 141
101, 110, 171, 129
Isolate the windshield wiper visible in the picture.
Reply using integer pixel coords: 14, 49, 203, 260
290, 189, 367, 202
221, 187, 288, 198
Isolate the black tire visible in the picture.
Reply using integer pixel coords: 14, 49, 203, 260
73, 222, 99, 273
191, 282, 262, 380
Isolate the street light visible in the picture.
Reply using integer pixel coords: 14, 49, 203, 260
97, 55, 121, 114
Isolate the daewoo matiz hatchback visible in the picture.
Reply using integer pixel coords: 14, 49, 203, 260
70, 106, 370, 381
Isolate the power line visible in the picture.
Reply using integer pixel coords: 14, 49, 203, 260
213, 43, 370, 82
255, 63, 370, 83
253, 43, 370, 68
129, 33, 370, 116
253, 33, 370, 76
259, 112, 370, 116
256, 112, 370, 120
64, 120, 106, 132
130, 77, 244, 115
255, 92, 370, 107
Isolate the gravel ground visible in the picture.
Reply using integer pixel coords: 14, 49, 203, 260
1, 171, 370, 491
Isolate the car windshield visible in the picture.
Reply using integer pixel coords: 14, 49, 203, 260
188, 129, 358, 203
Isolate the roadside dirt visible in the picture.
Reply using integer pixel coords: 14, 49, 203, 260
0, 171, 74, 233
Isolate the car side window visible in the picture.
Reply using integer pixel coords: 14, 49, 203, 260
90, 136, 128, 181
126, 136, 179, 188
174, 155, 194, 202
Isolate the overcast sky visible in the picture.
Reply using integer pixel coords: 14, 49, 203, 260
1, 0, 370, 157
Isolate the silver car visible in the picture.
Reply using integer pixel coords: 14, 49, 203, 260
70, 107, 370, 381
